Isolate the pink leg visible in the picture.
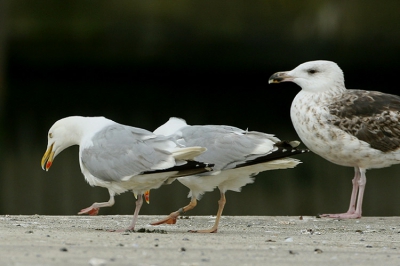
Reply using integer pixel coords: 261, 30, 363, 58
321, 167, 366, 219
111, 194, 144, 232
151, 197, 198, 225
353, 168, 366, 217
345, 167, 360, 214
78, 191, 115, 215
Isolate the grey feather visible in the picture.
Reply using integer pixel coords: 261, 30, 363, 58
81, 124, 178, 182
171, 125, 280, 171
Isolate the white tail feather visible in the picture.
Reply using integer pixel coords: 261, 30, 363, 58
172, 146, 207, 161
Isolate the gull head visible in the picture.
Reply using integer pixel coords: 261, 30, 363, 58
268, 60, 345, 93
41, 116, 87, 171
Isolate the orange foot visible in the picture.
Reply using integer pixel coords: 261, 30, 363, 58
78, 207, 99, 216
150, 215, 177, 225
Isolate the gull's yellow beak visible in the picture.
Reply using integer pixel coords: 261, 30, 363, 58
41, 143, 55, 171
144, 190, 150, 204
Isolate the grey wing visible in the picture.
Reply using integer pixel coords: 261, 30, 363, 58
81, 124, 176, 182
179, 125, 277, 170
329, 90, 400, 152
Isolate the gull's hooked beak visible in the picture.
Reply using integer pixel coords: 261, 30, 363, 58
268, 71, 294, 84
41, 143, 55, 171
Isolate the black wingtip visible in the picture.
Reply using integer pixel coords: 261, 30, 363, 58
233, 141, 309, 169
143, 161, 214, 176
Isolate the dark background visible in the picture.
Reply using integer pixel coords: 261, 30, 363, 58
1, 0, 399, 217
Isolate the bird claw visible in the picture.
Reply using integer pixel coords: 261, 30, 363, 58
108, 227, 135, 233
188, 228, 218, 233
320, 212, 361, 219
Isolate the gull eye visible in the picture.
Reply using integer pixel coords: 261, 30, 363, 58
49, 133, 53, 138
307, 69, 317, 74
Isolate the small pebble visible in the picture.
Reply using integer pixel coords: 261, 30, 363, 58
88, 258, 107, 266
314, 248, 323, 254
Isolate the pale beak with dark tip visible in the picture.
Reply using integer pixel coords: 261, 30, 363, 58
41, 143, 55, 171
268, 72, 294, 84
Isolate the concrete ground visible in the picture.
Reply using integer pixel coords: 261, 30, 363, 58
1, 215, 399, 265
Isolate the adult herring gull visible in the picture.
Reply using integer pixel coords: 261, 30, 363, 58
269, 60, 400, 218
150, 117, 309, 233
41, 116, 212, 231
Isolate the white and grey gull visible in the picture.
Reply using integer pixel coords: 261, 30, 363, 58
150, 117, 309, 233
41, 116, 212, 231
269, 60, 400, 218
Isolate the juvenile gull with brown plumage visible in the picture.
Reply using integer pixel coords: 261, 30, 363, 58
41, 116, 212, 231
269, 60, 400, 218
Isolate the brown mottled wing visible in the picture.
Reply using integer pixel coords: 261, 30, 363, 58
328, 90, 400, 152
